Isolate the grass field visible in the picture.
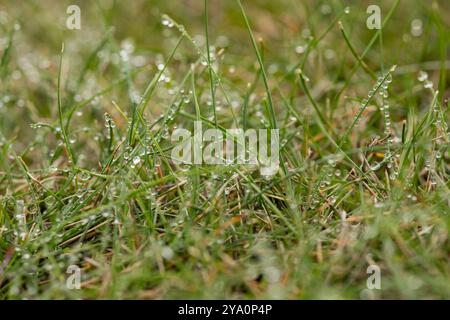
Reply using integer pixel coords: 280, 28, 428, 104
0, 0, 449, 299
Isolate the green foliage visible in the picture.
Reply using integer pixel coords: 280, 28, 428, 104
0, 0, 449, 299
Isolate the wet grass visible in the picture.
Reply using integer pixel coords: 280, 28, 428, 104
0, 0, 449, 299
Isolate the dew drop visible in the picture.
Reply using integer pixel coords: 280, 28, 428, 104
418, 71, 428, 82
295, 45, 305, 54
161, 18, 173, 28
410, 19, 423, 37
131, 156, 141, 168
371, 163, 381, 171
424, 80, 433, 89
78, 172, 91, 181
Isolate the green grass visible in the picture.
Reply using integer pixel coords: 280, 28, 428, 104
0, 0, 449, 299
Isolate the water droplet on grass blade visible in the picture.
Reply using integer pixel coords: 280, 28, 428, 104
78, 172, 91, 181
410, 19, 423, 37
418, 71, 428, 82
161, 18, 173, 28
371, 163, 381, 171
295, 45, 305, 54
131, 156, 141, 168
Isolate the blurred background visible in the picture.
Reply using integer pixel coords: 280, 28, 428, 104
0, 0, 449, 169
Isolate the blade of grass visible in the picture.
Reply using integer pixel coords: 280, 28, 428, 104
204, 0, 217, 125
57, 43, 75, 164
237, 0, 277, 130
